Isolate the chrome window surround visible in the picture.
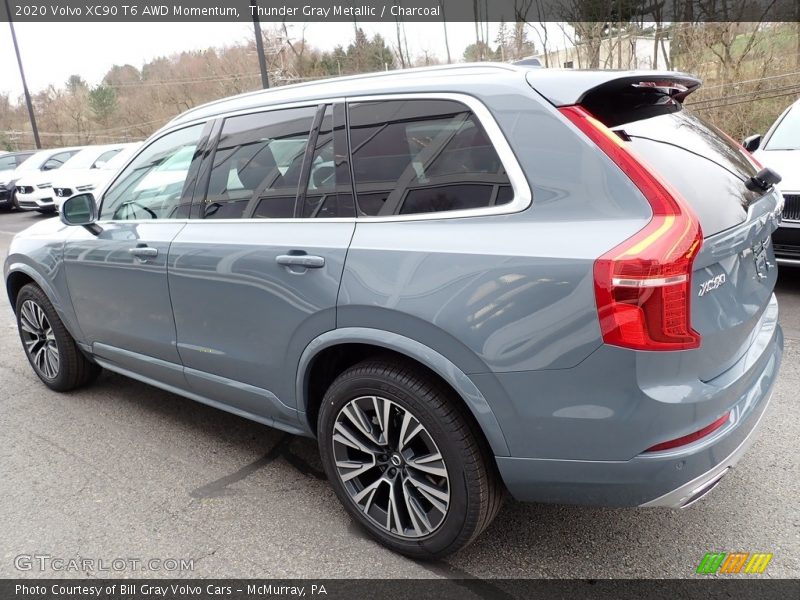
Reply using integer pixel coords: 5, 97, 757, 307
96, 93, 532, 225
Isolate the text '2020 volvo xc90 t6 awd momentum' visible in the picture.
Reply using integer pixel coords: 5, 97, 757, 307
4, 64, 784, 558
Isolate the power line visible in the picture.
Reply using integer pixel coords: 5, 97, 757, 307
105, 71, 262, 88
87, 118, 165, 133
699, 69, 800, 91
689, 81, 800, 105
692, 88, 800, 111
105, 70, 322, 88
1, 129, 143, 140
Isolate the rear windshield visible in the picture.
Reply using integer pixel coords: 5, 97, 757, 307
611, 108, 761, 237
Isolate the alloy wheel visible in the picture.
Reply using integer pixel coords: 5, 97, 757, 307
332, 395, 451, 539
19, 299, 60, 379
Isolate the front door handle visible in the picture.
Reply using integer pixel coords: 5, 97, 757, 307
276, 254, 325, 269
128, 246, 158, 259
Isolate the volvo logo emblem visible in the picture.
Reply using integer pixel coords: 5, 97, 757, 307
390, 454, 403, 467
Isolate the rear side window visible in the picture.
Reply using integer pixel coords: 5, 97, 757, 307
203, 106, 317, 219
348, 99, 512, 216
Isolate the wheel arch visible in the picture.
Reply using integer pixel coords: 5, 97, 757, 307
5, 268, 37, 313
296, 327, 510, 456
5, 263, 85, 345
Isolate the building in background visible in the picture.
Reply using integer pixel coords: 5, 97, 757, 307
535, 35, 671, 70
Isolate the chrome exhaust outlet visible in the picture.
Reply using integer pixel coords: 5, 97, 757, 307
680, 468, 730, 508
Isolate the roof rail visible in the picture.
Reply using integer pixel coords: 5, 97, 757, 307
170, 62, 523, 125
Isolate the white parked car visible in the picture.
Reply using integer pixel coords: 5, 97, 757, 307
747, 98, 800, 265
51, 142, 142, 212
0, 151, 37, 210
13, 147, 86, 212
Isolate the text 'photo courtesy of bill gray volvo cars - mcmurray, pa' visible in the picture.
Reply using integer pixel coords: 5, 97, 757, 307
3, 64, 784, 559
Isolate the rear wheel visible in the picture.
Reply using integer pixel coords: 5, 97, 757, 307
317, 357, 503, 559
15, 283, 100, 391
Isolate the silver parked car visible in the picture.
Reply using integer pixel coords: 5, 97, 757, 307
4, 64, 784, 558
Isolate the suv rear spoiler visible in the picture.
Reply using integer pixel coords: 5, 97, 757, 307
525, 70, 702, 107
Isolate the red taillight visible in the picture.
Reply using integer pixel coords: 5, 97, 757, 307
645, 412, 731, 452
559, 105, 703, 351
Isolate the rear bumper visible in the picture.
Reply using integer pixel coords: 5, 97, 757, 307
492, 306, 783, 507
639, 390, 771, 507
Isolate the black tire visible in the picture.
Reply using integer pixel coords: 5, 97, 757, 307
318, 357, 503, 559
15, 283, 100, 392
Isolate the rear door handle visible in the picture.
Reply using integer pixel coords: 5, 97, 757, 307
276, 254, 325, 269
128, 246, 158, 258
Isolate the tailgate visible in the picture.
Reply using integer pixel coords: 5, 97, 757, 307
691, 190, 782, 380
530, 70, 782, 379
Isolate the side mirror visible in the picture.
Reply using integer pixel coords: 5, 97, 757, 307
60, 193, 102, 235
742, 134, 761, 152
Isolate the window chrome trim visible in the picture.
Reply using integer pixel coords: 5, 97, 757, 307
97, 92, 532, 225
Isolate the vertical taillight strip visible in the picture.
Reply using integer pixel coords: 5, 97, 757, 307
559, 105, 703, 351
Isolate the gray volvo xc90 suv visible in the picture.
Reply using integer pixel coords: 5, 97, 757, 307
4, 64, 784, 558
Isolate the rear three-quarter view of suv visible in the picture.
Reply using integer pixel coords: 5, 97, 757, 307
4, 64, 784, 559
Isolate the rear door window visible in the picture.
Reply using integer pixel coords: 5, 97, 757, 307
299, 104, 355, 219
203, 106, 317, 219
348, 99, 513, 217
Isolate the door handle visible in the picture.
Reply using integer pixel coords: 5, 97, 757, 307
276, 254, 325, 269
128, 246, 158, 258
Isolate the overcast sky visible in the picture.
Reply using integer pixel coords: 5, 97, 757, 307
0, 21, 567, 101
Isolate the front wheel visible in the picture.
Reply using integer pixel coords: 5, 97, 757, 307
317, 357, 503, 559
15, 283, 100, 391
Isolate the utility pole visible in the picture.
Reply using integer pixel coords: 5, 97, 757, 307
250, 0, 269, 89
5, 0, 41, 148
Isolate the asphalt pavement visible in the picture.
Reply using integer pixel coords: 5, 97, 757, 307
1, 209, 798, 579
